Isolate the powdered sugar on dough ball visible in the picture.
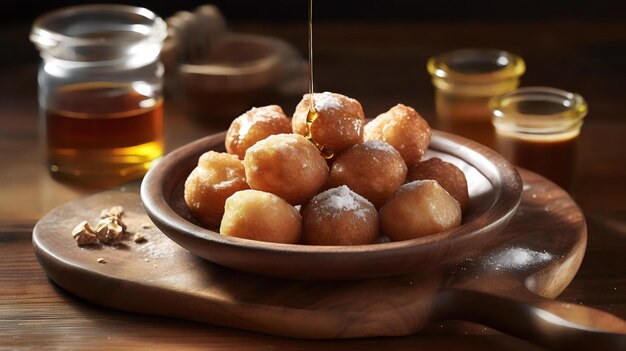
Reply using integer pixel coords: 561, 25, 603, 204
184, 151, 249, 228
364, 104, 431, 167
225, 105, 292, 159
328, 140, 407, 208
302, 185, 379, 245
244, 133, 329, 205
292, 92, 365, 154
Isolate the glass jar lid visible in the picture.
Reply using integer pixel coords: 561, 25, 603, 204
30, 4, 167, 65
490, 86, 588, 135
427, 48, 526, 84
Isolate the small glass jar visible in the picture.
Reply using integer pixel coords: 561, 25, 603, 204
427, 48, 525, 148
30, 4, 167, 186
490, 87, 588, 190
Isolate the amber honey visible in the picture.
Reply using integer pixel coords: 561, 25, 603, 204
435, 93, 496, 148
490, 87, 588, 191
45, 82, 163, 185
427, 49, 525, 148
304, 0, 333, 159
496, 132, 577, 189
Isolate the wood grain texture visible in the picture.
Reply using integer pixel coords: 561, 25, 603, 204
31, 169, 626, 348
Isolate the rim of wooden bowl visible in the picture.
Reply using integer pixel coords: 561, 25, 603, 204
141, 130, 522, 279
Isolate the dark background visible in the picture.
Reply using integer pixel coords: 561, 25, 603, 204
4, 0, 626, 22
3, 0, 625, 121
4, 0, 625, 66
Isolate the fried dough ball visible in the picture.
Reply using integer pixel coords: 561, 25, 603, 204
292, 92, 365, 154
225, 105, 292, 159
328, 141, 407, 208
380, 180, 461, 241
302, 185, 379, 245
364, 104, 431, 167
220, 189, 301, 244
406, 157, 469, 211
244, 133, 329, 205
184, 151, 249, 228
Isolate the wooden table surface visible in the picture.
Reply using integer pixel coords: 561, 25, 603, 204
1, 17, 626, 350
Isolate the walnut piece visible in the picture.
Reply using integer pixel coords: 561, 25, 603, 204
99, 206, 123, 219
99, 206, 127, 232
71, 221, 98, 246
71, 206, 128, 246
95, 218, 125, 245
133, 232, 147, 243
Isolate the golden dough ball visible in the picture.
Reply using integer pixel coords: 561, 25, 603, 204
364, 104, 431, 167
220, 189, 301, 244
406, 157, 469, 211
328, 140, 407, 208
302, 185, 379, 245
244, 133, 329, 205
225, 105, 292, 159
292, 92, 365, 154
184, 151, 249, 228
380, 180, 461, 241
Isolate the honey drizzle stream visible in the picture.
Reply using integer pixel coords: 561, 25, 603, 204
306, 0, 333, 159
307, 0, 314, 110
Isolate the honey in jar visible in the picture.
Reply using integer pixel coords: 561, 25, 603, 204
30, 4, 167, 186
490, 87, 588, 190
427, 49, 525, 148
45, 83, 164, 184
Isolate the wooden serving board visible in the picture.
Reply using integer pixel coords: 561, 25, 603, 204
33, 169, 626, 349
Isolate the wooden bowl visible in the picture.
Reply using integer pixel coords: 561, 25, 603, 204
141, 131, 522, 280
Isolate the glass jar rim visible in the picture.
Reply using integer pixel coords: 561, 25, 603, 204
427, 48, 525, 83
30, 4, 166, 59
490, 86, 588, 134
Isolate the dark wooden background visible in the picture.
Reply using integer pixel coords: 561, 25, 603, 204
5, 0, 626, 21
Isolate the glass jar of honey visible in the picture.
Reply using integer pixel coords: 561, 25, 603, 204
490, 87, 588, 190
30, 4, 167, 186
427, 48, 525, 148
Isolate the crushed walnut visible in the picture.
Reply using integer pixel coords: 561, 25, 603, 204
95, 216, 125, 245
71, 221, 98, 246
71, 206, 128, 246
133, 232, 147, 243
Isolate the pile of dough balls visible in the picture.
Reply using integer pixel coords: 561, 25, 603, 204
184, 92, 469, 245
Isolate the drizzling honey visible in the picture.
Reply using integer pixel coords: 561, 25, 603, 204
307, 0, 315, 110
306, 0, 333, 159
305, 108, 334, 159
